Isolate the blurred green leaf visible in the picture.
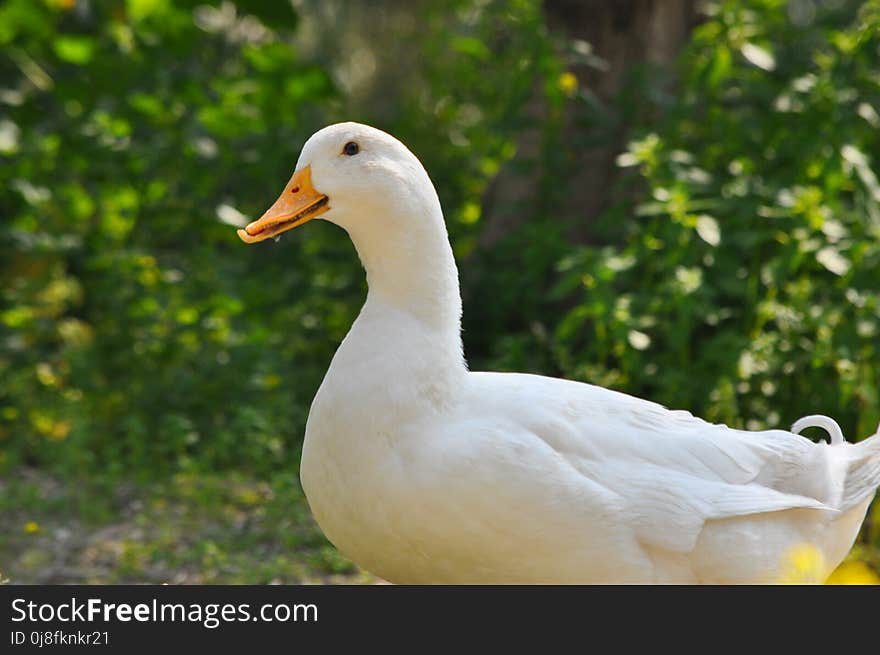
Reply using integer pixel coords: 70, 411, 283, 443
53, 36, 95, 64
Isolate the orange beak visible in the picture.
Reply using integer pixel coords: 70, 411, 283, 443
237, 165, 330, 244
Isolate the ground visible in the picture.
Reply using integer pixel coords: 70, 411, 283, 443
0, 469, 375, 585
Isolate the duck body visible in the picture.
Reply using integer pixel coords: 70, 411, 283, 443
241, 122, 880, 583
302, 298, 876, 584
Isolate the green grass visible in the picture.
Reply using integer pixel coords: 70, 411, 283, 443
0, 469, 375, 584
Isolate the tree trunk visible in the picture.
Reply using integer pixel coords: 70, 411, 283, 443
478, 0, 699, 248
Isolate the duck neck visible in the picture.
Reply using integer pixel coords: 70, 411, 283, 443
343, 204, 465, 368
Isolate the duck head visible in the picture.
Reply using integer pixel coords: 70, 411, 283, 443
237, 122, 440, 244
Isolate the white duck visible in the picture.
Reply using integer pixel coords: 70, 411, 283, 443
238, 122, 880, 584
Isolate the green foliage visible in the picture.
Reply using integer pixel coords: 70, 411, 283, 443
1, 0, 348, 475
549, 0, 880, 436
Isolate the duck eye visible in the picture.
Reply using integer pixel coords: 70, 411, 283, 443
343, 141, 359, 156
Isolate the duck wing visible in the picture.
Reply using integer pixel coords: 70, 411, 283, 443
471, 372, 839, 554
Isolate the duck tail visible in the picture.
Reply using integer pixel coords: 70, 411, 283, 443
842, 436, 880, 511
792, 415, 880, 511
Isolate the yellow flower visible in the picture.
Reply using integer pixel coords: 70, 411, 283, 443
557, 72, 578, 97
24, 521, 40, 534
826, 561, 880, 585
777, 544, 826, 584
